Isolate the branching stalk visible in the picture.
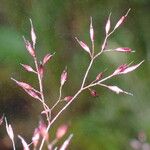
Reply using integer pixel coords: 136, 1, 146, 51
34, 57, 50, 123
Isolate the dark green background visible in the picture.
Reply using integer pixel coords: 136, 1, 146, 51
0, 0, 150, 149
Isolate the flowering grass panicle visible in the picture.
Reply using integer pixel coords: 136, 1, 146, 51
0, 9, 144, 150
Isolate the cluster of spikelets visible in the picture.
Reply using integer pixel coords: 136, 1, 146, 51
0, 9, 144, 150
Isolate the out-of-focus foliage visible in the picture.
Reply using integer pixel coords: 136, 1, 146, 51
0, 0, 150, 149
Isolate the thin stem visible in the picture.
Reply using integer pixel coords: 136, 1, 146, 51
91, 40, 94, 58
34, 57, 45, 102
12, 139, 16, 150
37, 97, 50, 111
94, 28, 116, 59
81, 59, 94, 89
83, 74, 114, 90
93, 34, 109, 60
48, 138, 58, 149
34, 57, 50, 123
51, 85, 63, 110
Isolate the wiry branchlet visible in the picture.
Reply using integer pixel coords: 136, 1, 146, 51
61, 68, 68, 86
41, 109, 51, 116
32, 128, 40, 148
18, 135, 30, 150
101, 41, 107, 51
56, 124, 68, 139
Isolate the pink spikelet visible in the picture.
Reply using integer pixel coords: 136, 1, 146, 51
115, 47, 132, 53
59, 134, 73, 150
43, 53, 54, 65
114, 16, 125, 30
24, 89, 41, 100
11, 78, 41, 100
0, 115, 4, 126
75, 37, 91, 55
18, 135, 30, 150
114, 8, 131, 30
11, 78, 33, 90
113, 61, 144, 75
38, 62, 44, 79
112, 64, 128, 75
89, 89, 98, 97
119, 60, 144, 74
105, 13, 111, 35
23, 37, 35, 57
103, 84, 133, 96
30, 19, 36, 48
5, 118, 14, 141
38, 120, 49, 141
96, 72, 104, 81
64, 96, 73, 102
21, 64, 36, 73
56, 124, 68, 139
90, 17, 94, 42
32, 128, 40, 148
61, 68, 68, 86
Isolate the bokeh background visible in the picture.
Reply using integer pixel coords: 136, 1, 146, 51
0, 0, 150, 149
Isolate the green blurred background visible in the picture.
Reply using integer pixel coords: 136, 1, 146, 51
0, 0, 150, 149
